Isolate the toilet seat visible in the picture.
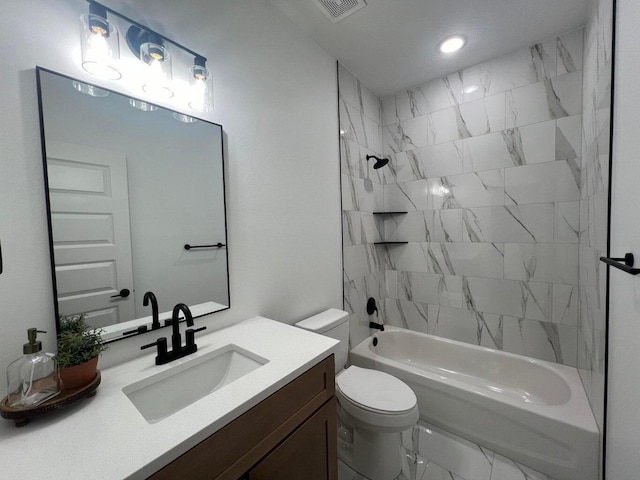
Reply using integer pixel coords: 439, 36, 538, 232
337, 366, 416, 413
336, 366, 418, 431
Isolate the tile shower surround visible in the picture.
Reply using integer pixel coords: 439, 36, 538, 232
341, 29, 585, 366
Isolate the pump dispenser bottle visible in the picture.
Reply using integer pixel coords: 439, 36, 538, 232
6, 329, 61, 408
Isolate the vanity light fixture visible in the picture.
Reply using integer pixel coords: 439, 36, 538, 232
77, 1, 212, 110
439, 34, 466, 54
80, 2, 121, 80
188, 56, 213, 112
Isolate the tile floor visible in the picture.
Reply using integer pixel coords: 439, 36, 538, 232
338, 421, 555, 480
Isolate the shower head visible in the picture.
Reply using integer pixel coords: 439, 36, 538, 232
366, 154, 389, 169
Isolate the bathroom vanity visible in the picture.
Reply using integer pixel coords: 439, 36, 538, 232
0, 318, 338, 479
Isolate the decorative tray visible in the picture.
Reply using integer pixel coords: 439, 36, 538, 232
0, 370, 101, 427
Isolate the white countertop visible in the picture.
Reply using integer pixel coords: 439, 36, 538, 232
0, 317, 338, 479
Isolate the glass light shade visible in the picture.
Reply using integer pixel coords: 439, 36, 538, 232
188, 65, 213, 112
80, 14, 121, 80
173, 113, 198, 123
72, 81, 109, 97
140, 43, 173, 98
129, 99, 158, 111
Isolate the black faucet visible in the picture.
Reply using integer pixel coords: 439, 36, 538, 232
143, 291, 161, 330
140, 303, 207, 365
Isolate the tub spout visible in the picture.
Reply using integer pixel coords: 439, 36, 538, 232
369, 321, 384, 331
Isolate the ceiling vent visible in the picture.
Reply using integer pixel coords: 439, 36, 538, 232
311, 0, 367, 23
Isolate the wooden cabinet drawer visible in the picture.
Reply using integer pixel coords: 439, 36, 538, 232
149, 355, 335, 480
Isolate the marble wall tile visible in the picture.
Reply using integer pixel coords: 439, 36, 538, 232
463, 277, 553, 322
397, 271, 463, 307
384, 180, 429, 211
556, 115, 582, 160
389, 149, 425, 183
384, 211, 431, 242
430, 170, 505, 210
427, 305, 481, 345
342, 211, 361, 246
457, 93, 506, 137
463, 204, 554, 243
383, 116, 429, 153
557, 30, 584, 75
360, 212, 383, 243
432, 210, 464, 242
505, 160, 580, 205
338, 63, 359, 111
339, 98, 366, 146
427, 108, 464, 146
344, 244, 381, 280
381, 95, 399, 127
552, 284, 578, 326
387, 242, 504, 278
341, 173, 357, 211
504, 243, 579, 285
460, 121, 556, 173
463, 38, 557, 99
429, 243, 505, 279
505, 71, 582, 128
344, 276, 364, 315
384, 298, 430, 333
502, 317, 577, 366
360, 83, 381, 125
554, 201, 580, 243
419, 142, 465, 178
385, 270, 397, 299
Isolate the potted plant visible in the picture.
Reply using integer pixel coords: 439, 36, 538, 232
56, 314, 108, 390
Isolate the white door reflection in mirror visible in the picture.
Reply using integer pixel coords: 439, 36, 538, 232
47, 141, 135, 327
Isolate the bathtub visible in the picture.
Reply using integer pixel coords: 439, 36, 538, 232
349, 327, 599, 480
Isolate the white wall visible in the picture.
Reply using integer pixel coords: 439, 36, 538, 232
606, 0, 640, 477
0, 0, 341, 397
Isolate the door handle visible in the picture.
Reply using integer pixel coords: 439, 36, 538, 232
111, 288, 131, 298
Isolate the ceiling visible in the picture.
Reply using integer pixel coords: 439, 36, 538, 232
269, 0, 590, 97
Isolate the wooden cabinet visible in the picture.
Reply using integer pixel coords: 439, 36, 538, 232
149, 355, 336, 480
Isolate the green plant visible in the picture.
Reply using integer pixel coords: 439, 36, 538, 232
56, 314, 108, 368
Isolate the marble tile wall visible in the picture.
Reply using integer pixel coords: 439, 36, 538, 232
339, 63, 386, 348
578, 0, 612, 468
378, 31, 585, 367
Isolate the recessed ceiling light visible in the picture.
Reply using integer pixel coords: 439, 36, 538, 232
439, 35, 466, 54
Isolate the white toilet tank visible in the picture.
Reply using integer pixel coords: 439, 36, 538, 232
295, 309, 349, 373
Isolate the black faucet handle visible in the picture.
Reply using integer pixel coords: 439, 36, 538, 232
185, 326, 207, 350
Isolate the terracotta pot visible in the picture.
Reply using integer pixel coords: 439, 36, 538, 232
59, 356, 99, 390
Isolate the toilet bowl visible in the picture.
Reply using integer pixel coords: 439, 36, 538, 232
296, 309, 418, 480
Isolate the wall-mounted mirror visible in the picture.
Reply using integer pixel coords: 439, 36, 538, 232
37, 68, 229, 342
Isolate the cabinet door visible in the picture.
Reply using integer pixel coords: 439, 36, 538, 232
249, 398, 337, 480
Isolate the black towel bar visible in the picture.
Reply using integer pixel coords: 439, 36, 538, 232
184, 243, 225, 251
599, 253, 640, 275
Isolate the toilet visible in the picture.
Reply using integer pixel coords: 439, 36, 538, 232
296, 309, 419, 480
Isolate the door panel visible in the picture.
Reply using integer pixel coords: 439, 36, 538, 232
47, 141, 135, 326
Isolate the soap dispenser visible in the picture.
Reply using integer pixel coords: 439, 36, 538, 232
6, 329, 61, 408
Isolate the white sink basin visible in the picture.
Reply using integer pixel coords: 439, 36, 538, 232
123, 345, 269, 424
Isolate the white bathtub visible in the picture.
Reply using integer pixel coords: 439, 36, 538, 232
349, 327, 599, 480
